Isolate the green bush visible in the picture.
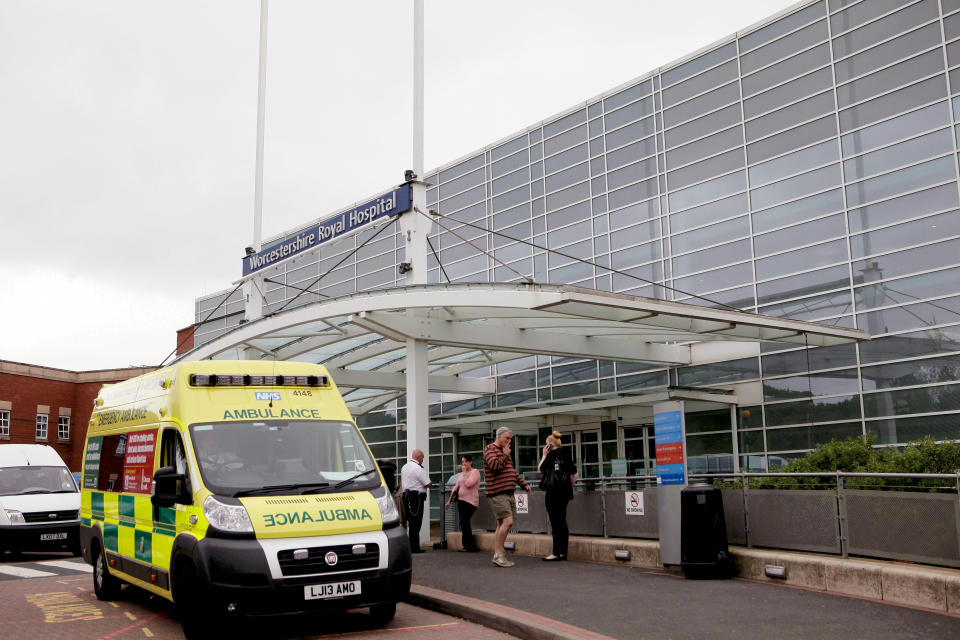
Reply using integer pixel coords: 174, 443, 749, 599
744, 435, 960, 491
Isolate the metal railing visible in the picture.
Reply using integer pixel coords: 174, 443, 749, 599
435, 472, 960, 568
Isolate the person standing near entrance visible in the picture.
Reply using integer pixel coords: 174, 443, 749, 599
445, 453, 481, 552
538, 430, 578, 561
400, 449, 432, 553
483, 427, 531, 567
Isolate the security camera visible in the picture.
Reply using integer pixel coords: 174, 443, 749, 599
245, 246, 256, 256
404, 169, 417, 182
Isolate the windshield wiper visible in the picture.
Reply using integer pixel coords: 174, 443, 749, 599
233, 482, 330, 497
303, 469, 378, 494
21, 489, 52, 494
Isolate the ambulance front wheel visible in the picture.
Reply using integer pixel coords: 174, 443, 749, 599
92, 543, 121, 601
369, 602, 396, 625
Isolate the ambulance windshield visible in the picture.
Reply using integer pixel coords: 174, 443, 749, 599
189, 420, 379, 496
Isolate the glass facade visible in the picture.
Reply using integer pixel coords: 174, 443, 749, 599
195, 0, 960, 480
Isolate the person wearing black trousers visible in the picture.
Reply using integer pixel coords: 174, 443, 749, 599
538, 430, 578, 561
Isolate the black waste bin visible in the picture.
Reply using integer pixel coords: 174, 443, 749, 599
680, 482, 732, 578
376, 459, 398, 493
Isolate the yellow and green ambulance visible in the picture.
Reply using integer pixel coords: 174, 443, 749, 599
79, 360, 409, 632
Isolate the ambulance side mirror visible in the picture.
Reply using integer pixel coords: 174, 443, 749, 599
152, 465, 191, 507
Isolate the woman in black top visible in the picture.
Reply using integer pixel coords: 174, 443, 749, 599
538, 430, 578, 561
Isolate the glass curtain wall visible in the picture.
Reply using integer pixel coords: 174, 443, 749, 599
195, 0, 960, 473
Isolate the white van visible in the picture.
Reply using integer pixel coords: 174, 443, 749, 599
0, 444, 81, 556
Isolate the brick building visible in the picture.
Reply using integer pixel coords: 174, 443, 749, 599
0, 360, 155, 471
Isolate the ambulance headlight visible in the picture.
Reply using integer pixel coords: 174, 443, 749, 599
373, 487, 399, 526
4, 509, 25, 525
203, 495, 253, 533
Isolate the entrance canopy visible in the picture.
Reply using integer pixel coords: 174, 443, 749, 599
181, 283, 868, 421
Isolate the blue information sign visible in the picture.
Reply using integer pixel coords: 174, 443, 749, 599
242, 183, 412, 277
654, 409, 686, 486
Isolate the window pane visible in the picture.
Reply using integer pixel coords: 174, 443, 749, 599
764, 369, 859, 401
834, 23, 941, 84
836, 51, 944, 110
845, 156, 954, 207
862, 354, 960, 391
673, 239, 749, 276
863, 383, 960, 418
662, 60, 738, 107
742, 19, 828, 73
754, 213, 845, 256
607, 136, 656, 171
752, 188, 844, 233
857, 294, 960, 335
666, 126, 743, 169
673, 262, 753, 295
672, 216, 749, 254
740, 1, 826, 52
543, 109, 586, 139
755, 239, 847, 281
832, 0, 939, 59
751, 164, 841, 210
544, 124, 588, 157
855, 266, 960, 311
663, 42, 736, 87
762, 343, 858, 375
758, 289, 853, 322
850, 210, 960, 259
669, 171, 745, 212
665, 104, 741, 149
743, 67, 833, 119
604, 81, 652, 112
747, 116, 837, 164
749, 140, 838, 187
668, 149, 744, 190
841, 101, 950, 157
670, 192, 748, 233
838, 75, 947, 134
757, 264, 849, 304
847, 183, 959, 232
765, 395, 862, 426
859, 325, 960, 363
604, 96, 654, 132
766, 423, 863, 450
742, 43, 830, 97
663, 81, 739, 129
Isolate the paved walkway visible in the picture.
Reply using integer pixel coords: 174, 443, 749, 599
409, 549, 960, 640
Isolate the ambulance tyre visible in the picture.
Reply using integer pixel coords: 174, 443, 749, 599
92, 543, 121, 601
174, 559, 218, 638
369, 602, 396, 625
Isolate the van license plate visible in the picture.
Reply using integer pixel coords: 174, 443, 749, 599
40, 533, 67, 541
304, 580, 360, 600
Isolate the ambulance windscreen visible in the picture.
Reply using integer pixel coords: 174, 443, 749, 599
189, 420, 378, 496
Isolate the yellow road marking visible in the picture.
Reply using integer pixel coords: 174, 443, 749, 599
142, 628, 154, 637
109, 602, 119, 608
125, 611, 136, 620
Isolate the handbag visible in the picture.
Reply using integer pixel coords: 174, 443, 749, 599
540, 456, 567, 491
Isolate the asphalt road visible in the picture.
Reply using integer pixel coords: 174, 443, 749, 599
411, 549, 960, 640
0, 551, 517, 640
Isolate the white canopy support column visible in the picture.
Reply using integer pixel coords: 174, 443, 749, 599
406, 337, 430, 546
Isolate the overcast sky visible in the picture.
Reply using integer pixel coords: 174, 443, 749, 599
0, 0, 798, 371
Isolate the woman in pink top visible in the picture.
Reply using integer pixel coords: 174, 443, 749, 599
445, 453, 481, 552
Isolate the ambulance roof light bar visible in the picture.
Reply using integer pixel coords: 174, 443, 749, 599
188, 374, 328, 388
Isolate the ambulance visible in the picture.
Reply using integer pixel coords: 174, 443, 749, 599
79, 361, 410, 633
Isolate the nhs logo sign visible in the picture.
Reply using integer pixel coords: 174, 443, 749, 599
255, 392, 282, 401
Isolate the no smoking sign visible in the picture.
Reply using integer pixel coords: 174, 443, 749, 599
625, 491, 644, 516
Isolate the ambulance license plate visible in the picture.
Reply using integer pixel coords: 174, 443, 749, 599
40, 533, 67, 541
304, 580, 361, 600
